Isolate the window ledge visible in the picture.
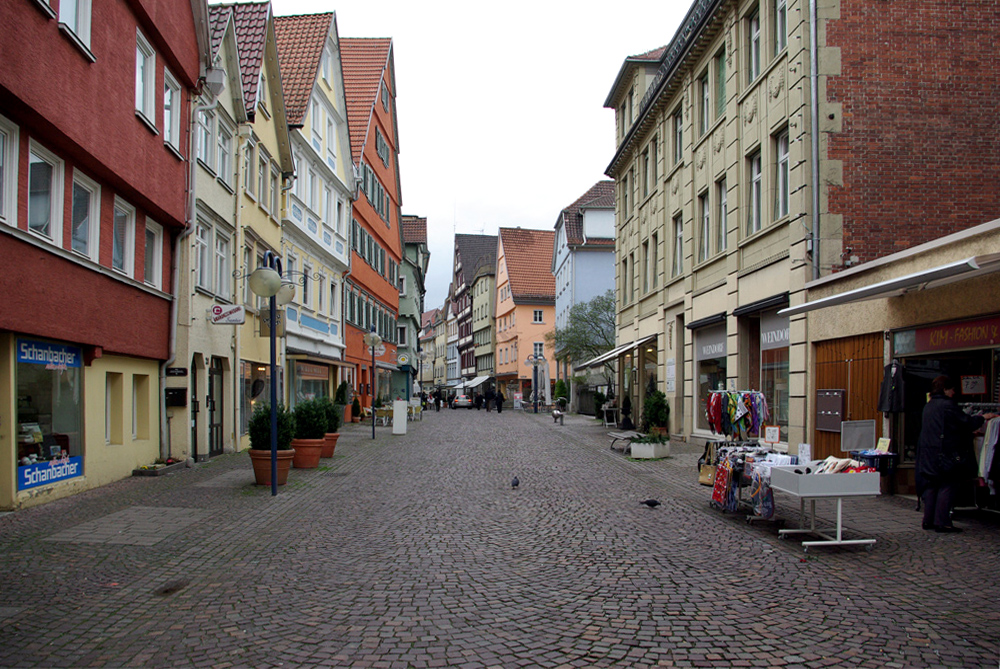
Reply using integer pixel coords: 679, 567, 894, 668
196, 157, 215, 176
58, 23, 96, 62
165, 142, 184, 161
135, 110, 159, 136
217, 177, 235, 194
30, 0, 56, 19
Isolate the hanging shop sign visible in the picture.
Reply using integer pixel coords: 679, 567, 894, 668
760, 312, 790, 351
209, 304, 246, 325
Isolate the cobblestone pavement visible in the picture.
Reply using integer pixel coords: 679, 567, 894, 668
1, 408, 999, 668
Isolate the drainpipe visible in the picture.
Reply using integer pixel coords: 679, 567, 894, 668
160, 85, 223, 462
809, 0, 821, 281
232, 123, 251, 454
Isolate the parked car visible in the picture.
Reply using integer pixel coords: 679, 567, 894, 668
453, 394, 473, 408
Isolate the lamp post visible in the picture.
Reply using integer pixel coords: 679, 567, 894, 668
363, 326, 382, 440
246, 250, 289, 497
525, 353, 546, 414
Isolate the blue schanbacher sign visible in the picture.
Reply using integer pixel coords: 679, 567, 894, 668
17, 339, 82, 368
18, 456, 84, 490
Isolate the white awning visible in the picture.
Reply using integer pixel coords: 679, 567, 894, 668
464, 376, 491, 389
778, 254, 1000, 317
576, 335, 657, 369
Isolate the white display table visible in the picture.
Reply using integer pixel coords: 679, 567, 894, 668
769, 462, 880, 552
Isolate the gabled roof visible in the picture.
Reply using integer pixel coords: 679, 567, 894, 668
208, 5, 230, 56
274, 13, 334, 127
455, 233, 497, 287
499, 228, 555, 303
401, 215, 427, 245
340, 37, 392, 164
604, 44, 667, 108
557, 181, 616, 246
421, 308, 439, 330
215, 2, 271, 117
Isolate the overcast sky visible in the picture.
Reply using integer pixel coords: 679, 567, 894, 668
271, 0, 687, 309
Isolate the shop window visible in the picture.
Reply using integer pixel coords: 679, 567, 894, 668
16, 339, 84, 490
748, 311, 790, 441
291, 361, 328, 406
695, 325, 727, 430
106, 372, 123, 444
241, 360, 282, 435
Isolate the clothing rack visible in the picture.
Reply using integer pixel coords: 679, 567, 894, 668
708, 442, 790, 524
705, 390, 771, 440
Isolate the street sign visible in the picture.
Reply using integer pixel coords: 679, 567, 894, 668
260, 310, 285, 337
208, 304, 245, 325
368, 345, 386, 356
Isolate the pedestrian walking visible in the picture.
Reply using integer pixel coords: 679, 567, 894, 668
485, 387, 495, 413
474, 392, 483, 410
495, 389, 504, 414
916, 375, 996, 532
433, 390, 441, 412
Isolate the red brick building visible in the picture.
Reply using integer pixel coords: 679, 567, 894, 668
0, 0, 211, 508
340, 37, 403, 408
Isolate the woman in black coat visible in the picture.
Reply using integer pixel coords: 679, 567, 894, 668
916, 375, 996, 532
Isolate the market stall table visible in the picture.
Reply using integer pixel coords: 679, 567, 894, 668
770, 462, 880, 552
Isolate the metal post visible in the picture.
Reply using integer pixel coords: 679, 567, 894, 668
533, 357, 538, 414
269, 292, 278, 497
371, 344, 377, 440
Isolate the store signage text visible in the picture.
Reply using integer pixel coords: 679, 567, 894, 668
700, 342, 725, 357
17, 339, 82, 369
18, 456, 84, 490
913, 316, 1000, 354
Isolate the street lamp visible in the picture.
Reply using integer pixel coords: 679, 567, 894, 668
525, 353, 546, 414
363, 326, 382, 439
246, 250, 292, 497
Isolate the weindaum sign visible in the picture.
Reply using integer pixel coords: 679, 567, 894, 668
18, 456, 84, 490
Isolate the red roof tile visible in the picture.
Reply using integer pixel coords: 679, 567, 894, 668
208, 5, 230, 57
340, 37, 391, 164
213, 2, 270, 117
274, 13, 333, 127
558, 181, 616, 246
401, 215, 427, 245
499, 228, 555, 303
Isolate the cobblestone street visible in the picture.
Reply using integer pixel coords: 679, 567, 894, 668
1, 408, 998, 668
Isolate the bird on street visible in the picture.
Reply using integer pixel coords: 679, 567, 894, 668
511, 476, 519, 489
640, 499, 661, 508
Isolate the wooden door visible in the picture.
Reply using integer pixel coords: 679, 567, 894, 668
812, 333, 884, 459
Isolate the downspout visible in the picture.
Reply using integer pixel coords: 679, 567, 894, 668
160, 89, 222, 461
809, 0, 821, 281
232, 123, 251, 454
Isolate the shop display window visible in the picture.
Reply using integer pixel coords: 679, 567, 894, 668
696, 326, 727, 430
291, 362, 329, 406
240, 360, 283, 435
16, 339, 84, 490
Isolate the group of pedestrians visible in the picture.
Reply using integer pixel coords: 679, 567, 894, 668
473, 388, 504, 413
418, 388, 505, 413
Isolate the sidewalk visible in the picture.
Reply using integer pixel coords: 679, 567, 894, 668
0, 409, 997, 668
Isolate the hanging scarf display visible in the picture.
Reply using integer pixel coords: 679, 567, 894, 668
705, 390, 771, 439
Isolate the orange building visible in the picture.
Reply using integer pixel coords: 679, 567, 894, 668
341, 38, 402, 408
493, 228, 556, 406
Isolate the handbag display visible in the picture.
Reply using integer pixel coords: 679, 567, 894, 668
697, 442, 717, 486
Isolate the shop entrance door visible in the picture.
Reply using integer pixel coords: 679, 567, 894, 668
190, 359, 199, 461
208, 357, 224, 457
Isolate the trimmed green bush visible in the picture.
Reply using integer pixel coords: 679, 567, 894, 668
293, 398, 329, 440
335, 381, 349, 405
321, 397, 341, 433
641, 391, 670, 432
247, 403, 296, 451
554, 379, 568, 401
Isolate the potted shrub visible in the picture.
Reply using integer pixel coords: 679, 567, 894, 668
320, 396, 341, 458
642, 390, 670, 437
351, 397, 362, 423
291, 398, 327, 468
247, 403, 296, 486
335, 381, 350, 423
554, 379, 568, 405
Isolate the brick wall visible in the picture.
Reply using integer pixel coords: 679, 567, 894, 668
826, 0, 1000, 265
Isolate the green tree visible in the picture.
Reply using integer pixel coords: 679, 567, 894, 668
545, 290, 616, 383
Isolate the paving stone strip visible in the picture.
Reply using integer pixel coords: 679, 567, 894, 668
0, 410, 997, 668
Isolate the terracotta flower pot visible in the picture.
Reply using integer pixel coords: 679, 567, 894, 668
321, 432, 340, 458
352, 416, 361, 423
291, 438, 324, 468
249, 448, 295, 486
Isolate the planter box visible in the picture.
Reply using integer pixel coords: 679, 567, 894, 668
132, 461, 186, 477
631, 441, 671, 459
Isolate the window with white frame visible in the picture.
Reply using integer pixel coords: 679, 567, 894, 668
317, 273, 325, 313
398, 275, 406, 295
651, 232, 659, 288
699, 71, 710, 136
397, 325, 407, 347
775, 0, 787, 55
112, 199, 135, 276
270, 164, 279, 216
715, 49, 726, 118
698, 192, 710, 262
257, 69, 268, 114
775, 130, 789, 219
217, 120, 233, 187
258, 150, 269, 211
144, 219, 162, 288
59, 0, 92, 48
336, 200, 344, 235
0, 114, 18, 226
214, 232, 230, 299
311, 99, 322, 152
642, 240, 649, 293
329, 279, 338, 318
327, 118, 336, 166
642, 149, 649, 198
747, 9, 761, 83
243, 138, 255, 196
533, 309, 543, 323
651, 135, 658, 183
28, 142, 64, 245
285, 255, 298, 302
71, 171, 100, 259
747, 150, 762, 235
533, 342, 544, 358
243, 246, 253, 305
163, 70, 181, 149
196, 108, 214, 167
672, 214, 683, 277
717, 178, 728, 252
303, 264, 312, 307
323, 186, 333, 224
135, 31, 156, 121
195, 223, 211, 291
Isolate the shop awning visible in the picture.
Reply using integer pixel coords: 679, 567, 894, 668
464, 376, 491, 389
576, 335, 657, 369
778, 254, 1000, 317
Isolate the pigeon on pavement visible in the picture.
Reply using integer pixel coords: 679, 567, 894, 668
511, 476, 519, 489
640, 499, 661, 508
